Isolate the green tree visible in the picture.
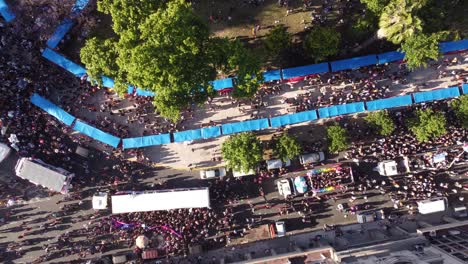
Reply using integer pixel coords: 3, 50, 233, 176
263, 25, 291, 58
80, 37, 119, 86
378, 0, 425, 44
303, 27, 341, 62
360, 0, 390, 15
365, 111, 395, 136
451, 95, 468, 128
408, 108, 447, 142
400, 33, 441, 69
326, 124, 349, 154
275, 133, 302, 162
221, 132, 263, 172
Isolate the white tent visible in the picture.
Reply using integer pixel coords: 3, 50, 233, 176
92, 192, 108, 210
0, 143, 11, 163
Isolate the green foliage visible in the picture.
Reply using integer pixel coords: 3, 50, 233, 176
451, 95, 468, 128
408, 109, 447, 142
378, 0, 424, 44
303, 27, 341, 62
275, 133, 302, 162
263, 25, 292, 58
365, 111, 395, 136
221, 132, 263, 172
80, 37, 119, 86
360, 0, 390, 15
349, 13, 378, 43
401, 32, 442, 69
326, 124, 349, 154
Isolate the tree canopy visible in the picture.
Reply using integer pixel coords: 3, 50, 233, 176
451, 94, 468, 128
408, 108, 447, 142
400, 33, 441, 69
263, 25, 292, 59
275, 133, 302, 162
326, 124, 349, 154
303, 27, 341, 62
221, 132, 263, 172
364, 110, 395, 136
360, 0, 390, 15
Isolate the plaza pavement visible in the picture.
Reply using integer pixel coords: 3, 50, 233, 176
71, 53, 468, 170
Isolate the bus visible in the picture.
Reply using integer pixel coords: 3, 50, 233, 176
15, 158, 74, 194
111, 187, 210, 214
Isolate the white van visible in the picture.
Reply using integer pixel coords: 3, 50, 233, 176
417, 197, 447, 215
232, 169, 256, 178
266, 158, 291, 170
299, 152, 325, 165
277, 179, 295, 198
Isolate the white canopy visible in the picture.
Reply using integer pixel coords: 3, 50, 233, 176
0, 143, 11, 163
92, 192, 108, 209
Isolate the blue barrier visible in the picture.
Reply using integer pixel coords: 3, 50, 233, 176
270, 110, 318, 128
71, 0, 90, 14
263, 70, 282, 82
73, 120, 121, 148
366, 95, 413, 111
413, 87, 460, 103
462, 83, 468, 95
211, 78, 233, 91
318, 102, 365, 118
30, 93, 76, 126
173, 129, 203, 142
122, 134, 171, 149
439, 40, 468, 53
46, 18, 75, 49
0, 0, 15, 22
377, 51, 405, 64
135, 88, 155, 97
200, 126, 221, 139
282, 63, 329, 80
42, 48, 86, 77
222, 118, 270, 135
330, 55, 378, 72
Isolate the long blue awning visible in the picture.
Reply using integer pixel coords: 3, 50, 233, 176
30, 93, 76, 126
122, 134, 171, 149
222, 118, 270, 135
318, 102, 365, 118
270, 110, 318, 128
201, 126, 221, 139
366, 95, 413, 111
73, 120, 121, 148
282, 63, 329, 80
331, 55, 378, 72
42, 48, 87, 77
463, 83, 468, 95
211, 78, 234, 91
0, 0, 15, 22
413, 87, 460, 103
377, 51, 405, 64
263, 70, 282, 82
46, 18, 75, 49
439, 40, 468, 53
173, 129, 203, 142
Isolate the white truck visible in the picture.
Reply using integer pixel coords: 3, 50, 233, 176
417, 197, 447, 215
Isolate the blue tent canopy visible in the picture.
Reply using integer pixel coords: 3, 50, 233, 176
0, 0, 15, 22
46, 18, 75, 49
211, 78, 233, 91
100, 76, 115, 89
173, 129, 203, 142
122, 134, 171, 149
270, 110, 318, 128
73, 120, 121, 148
222, 118, 270, 135
439, 40, 468, 53
318, 102, 365, 118
413, 87, 460, 103
366, 95, 413, 111
71, 0, 90, 14
201, 126, 221, 139
377, 51, 405, 64
282, 63, 329, 80
331, 55, 378, 72
263, 70, 282, 82
463, 83, 468, 95
42, 48, 86, 77
30, 93, 76, 126
135, 88, 155, 97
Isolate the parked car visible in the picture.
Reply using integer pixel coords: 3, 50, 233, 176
232, 169, 256, 178
299, 152, 325, 165
277, 179, 295, 198
293, 176, 308, 194
200, 167, 226, 179
266, 158, 291, 170
275, 221, 286, 237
